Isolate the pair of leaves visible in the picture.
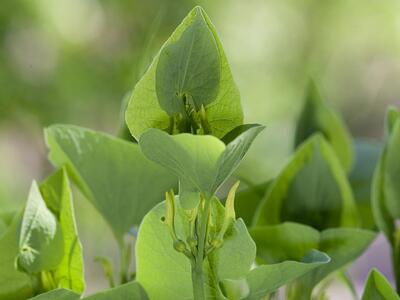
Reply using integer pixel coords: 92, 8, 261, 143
139, 125, 264, 209
29, 281, 148, 300
16, 169, 85, 293
136, 198, 328, 299
362, 269, 399, 300
126, 6, 243, 139
250, 222, 376, 297
255, 134, 358, 230
45, 125, 177, 244
295, 82, 353, 171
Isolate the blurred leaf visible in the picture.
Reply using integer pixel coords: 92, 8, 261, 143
16, 181, 64, 273
139, 126, 263, 209
349, 140, 381, 229
156, 6, 220, 115
83, 281, 148, 300
136, 198, 255, 299
126, 6, 243, 139
0, 214, 34, 300
362, 269, 399, 300
95, 256, 115, 288
233, 181, 271, 226
40, 169, 85, 293
251, 223, 376, 298
28, 289, 79, 300
294, 82, 353, 171
45, 125, 177, 243
255, 134, 358, 230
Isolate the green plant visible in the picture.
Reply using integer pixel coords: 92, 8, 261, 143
0, 5, 398, 300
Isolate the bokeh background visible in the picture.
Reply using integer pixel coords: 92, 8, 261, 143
1, 0, 400, 298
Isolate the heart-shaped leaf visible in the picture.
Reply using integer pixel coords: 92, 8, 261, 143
126, 6, 243, 139
139, 125, 264, 208
361, 269, 399, 300
16, 181, 64, 274
294, 82, 353, 171
136, 198, 255, 299
255, 134, 358, 230
40, 169, 85, 293
45, 125, 177, 243
250, 222, 376, 298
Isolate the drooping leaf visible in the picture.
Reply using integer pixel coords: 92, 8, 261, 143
294, 82, 353, 171
243, 250, 330, 300
250, 223, 376, 297
0, 214, 34, 300
40, 169, 85, 293
139, 126, 264, 209
349, 140, 381, 229
136, 198, 255, 299
126, 6, 243, 139
83, 281, 148, 300
28, 289, 79, 300
45, 125, 177, 243
255, 134, 358, 230
16, 181, 64, 274
361, 269, 399, 300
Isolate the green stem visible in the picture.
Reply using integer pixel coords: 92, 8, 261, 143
119, 239, 133, 284
192, 195, 211, 300
392, 229, 400, 293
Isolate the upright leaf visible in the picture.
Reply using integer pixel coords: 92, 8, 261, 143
16, 182, 64, 273
139, 126, 264, 208
295, 82, 353, 171
255, 134, 358, 230
45, 125, 177, 243
40, 169, 85, 293
362, 269, 399, 300
126, 6, 243, 139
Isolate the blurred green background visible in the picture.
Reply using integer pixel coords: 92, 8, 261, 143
1, 0, 400, 296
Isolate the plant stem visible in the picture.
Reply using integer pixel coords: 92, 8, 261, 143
192, 195, 211, 300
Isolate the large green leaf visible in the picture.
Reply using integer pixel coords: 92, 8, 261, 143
250, 223, 376, 297
40, 169, 85, 293
136, 198, 255, 299
349, 140, 381, 229
0, 214, 34, 300
156, 6, 220, 115
126, 6, 243, 139
45, 125, 177, 242
139, 126, 263, 208
361, 269, 399, 300
294, 82, 353, 171
255, 134, 358, 230
16, 181, 64, 273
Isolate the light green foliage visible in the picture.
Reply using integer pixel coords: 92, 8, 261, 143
16, 181, 64, 274
136, 199, 255, 299
28, 282, 148, 300
0, 214, 34, 300
126, 6, 243, 139
255, 134, 358, 230
362, 269, 399, 300
295, 82, 353, 171
139, 125, 264, 209
40, 169, 85, 293
45, 125, 177, 243
349, 140, 381, 229
250, 223, 376, 298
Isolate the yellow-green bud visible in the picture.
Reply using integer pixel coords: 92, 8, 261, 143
173, 240, 187, 253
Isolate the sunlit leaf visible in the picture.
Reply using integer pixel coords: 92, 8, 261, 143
361, 269, 399, 300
